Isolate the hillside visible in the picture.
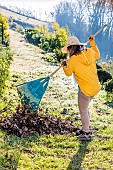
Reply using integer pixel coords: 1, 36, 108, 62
0, 7, 50, 28
0, 27, 113, 170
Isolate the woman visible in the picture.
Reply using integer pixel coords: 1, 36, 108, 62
61, 36, 101, 141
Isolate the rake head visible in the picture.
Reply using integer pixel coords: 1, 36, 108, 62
17, 76, 50, 112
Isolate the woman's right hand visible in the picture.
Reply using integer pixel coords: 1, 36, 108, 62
61, 60, 67, 66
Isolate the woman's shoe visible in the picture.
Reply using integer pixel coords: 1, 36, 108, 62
75, 129, 84, 136
77, 131, 92, 141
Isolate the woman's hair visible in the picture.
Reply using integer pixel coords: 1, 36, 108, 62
67, 45, 83, 57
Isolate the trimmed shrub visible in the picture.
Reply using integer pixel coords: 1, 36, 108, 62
0, 14, 10, 46
105, 79, 113, 93
97, 69, 112, 85
24, 22, 70, 62
96, 63, 112, 85
0, 47, 13, 97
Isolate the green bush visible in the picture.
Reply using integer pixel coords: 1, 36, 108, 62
24, 22, 69, 62
97, 69, 112, 85
0, 14, 10, 46
53, 48, 66, 62
105, 79, 113, 93
0, 47, 13, 97
24, 28, 41, 45
96, 63, 112, 85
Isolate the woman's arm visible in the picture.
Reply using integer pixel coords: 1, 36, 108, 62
89, 36, 100, 60
62, 59, 74, 76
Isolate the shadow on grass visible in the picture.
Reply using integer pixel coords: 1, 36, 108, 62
1, 132, 40, 170
67, 141, 90, 170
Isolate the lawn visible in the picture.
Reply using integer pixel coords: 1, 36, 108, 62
0, 94, 113, 170
0, 30, 113, 170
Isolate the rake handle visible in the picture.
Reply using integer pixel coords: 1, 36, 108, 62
85, 23, 108, 45
49, 24, 106, 78
50, 65, 62, 77
50, 22, 110, 77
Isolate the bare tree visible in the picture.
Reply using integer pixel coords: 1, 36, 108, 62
54, 0, 88, 41
54, 0, 113, 59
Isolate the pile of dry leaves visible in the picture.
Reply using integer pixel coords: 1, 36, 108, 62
0, 106, 77, 138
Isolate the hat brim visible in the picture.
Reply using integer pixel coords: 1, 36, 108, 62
62, 43, 87, 54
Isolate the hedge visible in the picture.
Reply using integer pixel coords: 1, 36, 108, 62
0, 47, 13, 97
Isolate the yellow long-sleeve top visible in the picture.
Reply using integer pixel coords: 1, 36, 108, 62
63, 39, 102, 96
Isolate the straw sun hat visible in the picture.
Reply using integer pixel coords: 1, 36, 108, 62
62, 36, 86, 53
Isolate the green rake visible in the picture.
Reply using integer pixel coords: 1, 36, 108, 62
17, 66, 62, 112
17, 22, 109, 112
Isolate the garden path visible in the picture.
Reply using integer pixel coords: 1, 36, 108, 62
9, 29, 77, 113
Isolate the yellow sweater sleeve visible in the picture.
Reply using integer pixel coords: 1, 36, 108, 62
62, 43, 101, 96
63, 59, 74, 76
89, 39, 100, 60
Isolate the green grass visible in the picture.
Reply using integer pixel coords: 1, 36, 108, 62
0, 68, 113, 170
0, 67, 113, 170
0, 30, 113, 169
0, 90, 113, 170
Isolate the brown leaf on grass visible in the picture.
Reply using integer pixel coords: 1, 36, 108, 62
0, 106, 78, 138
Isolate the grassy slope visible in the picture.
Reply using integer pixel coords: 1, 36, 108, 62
0, 30, 113, 170
0, 7, 49, 27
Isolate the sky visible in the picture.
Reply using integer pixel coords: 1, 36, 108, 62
0, 0, 64, 20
